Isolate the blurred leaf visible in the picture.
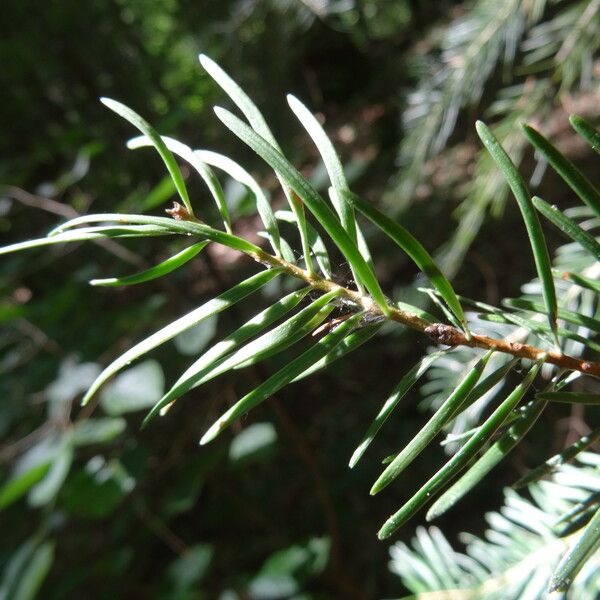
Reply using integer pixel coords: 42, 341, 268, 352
229, 422, 277, 464
174, 314, 218, 356
139, 175, 177, 212
570, 114, 600, 156
248, 575, 298, 600
28, 432, 74, 507
260, 537, 330, 580
162, 461, 205, 518
249, 537, 330, 599
536, 391, 600, 405
100, 360, 164, 415
0, 536, 39, 600
9, 541, 54, 600
515, 426, 600, 489
532, 196, 600, 261
46, 358, 101, 420
62, 457, 133, 519
550, 505, 600, 592
0, 464, 50, 511
72, 417, 127, 446
165, 544, 213, 592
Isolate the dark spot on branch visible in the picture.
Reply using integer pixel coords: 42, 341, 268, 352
425, 323, 462, 347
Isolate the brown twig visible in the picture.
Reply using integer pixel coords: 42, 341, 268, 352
246, 246, 600, 378
161, 202, 600, 378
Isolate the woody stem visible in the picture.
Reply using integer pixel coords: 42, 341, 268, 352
250, 248, 600, 378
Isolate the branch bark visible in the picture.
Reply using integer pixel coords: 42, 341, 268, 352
248, 245, 600, 379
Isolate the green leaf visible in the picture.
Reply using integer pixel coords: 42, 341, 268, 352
194, 149, 282, 256
549, 504, 600, 592
200, 312, 364, 444
532, 196, 600, 261
504, 297, 600, 334
370, 351, 492, 495
287, 95, 356, 243
143, 288, 311, 425
476, 121, 558, 342
0, 464, 51, 510
342, 189, 466, 331
199, 54, 314, 273
275, 210, 332, 278
100, 98, 193, 214
10, 541, 55, 600
100, 360, 165, 415
90, 242, 208, 286
213, 107, 390, 314
50, 213, 263, 255
451, 358, 518, 419
291, 321, 382, 383
378, 361, 542, 538
557, 270, 600, 294
523, 124, 600, 217
514, 426, 600, 489
81, 268, 282, 406
420, 287, 463, 331
555, 492, 600, 536
426, 397, 547, 519
396, 301, 437, 324
72, 417, 127, 446
535, 391, 600, 405
210, 297, 336, 373
349, 352, 444, 469
199, 54, 278, 148
128, 136, 232, 232
139, 175, 177, 212
0, 225, 173, 256
570, 114, 600, 156
146, 289, 339, 424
